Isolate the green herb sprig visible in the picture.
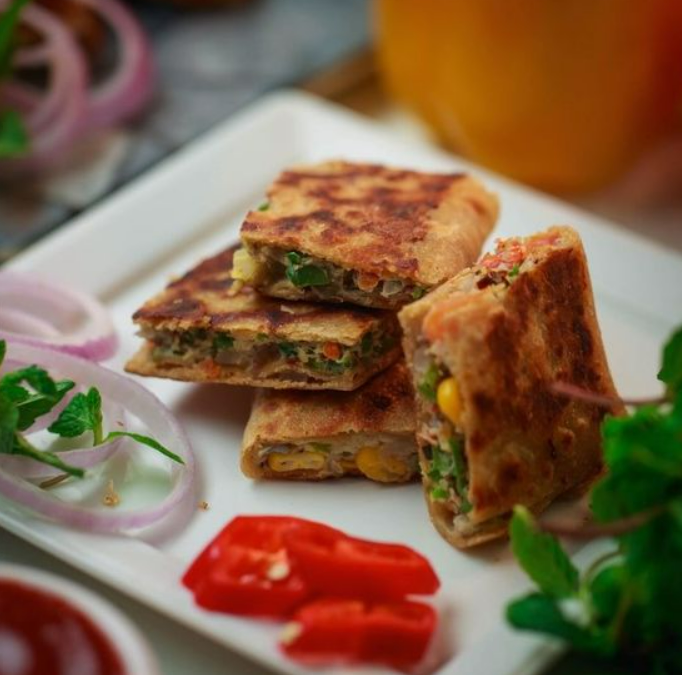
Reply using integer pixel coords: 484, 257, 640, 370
506, 325, 682, 674
0, 0, 30, 157
0, 340, 182, 478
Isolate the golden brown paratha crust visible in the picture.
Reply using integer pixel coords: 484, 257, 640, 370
125, 342, 400, 391
241, 362, 416, 479
241, 160, 499, 285
400, 226, 623, 549
132, 244, 396, 344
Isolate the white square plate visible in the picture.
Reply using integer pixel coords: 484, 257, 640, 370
3, 91, 682, 675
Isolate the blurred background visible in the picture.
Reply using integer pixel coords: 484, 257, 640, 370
0, 0, 681, 260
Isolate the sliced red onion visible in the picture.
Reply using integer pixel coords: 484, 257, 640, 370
76, 0, 155, 131
0, 308, 60, 338
0, 1, 88, 174
0, 344, 196, 533
0, 0, 154, 173
0, 272, 118, 361
0, 435, 123, 479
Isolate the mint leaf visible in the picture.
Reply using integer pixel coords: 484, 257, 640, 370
589, 565, 627, 626
0, 367, 75, 431
2, 365, 58, 396
0, 392, 18, 454
0, 0, 29, 76
0, 110, 28, 157
105, 431, 183, 465
507, 593, 612, 655
591, 407, 682, 521
658, 326, 682, 395
510, 506, 579, 599
48, 387, 103, 445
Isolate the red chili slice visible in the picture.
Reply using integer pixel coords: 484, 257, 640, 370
283, 525, 440, 600
182, 516, 341, 618
280, 598, 437, 668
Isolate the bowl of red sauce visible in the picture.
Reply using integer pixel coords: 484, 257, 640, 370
0, 564, 158, 675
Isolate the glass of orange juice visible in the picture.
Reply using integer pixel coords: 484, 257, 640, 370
376, 0, 682, 193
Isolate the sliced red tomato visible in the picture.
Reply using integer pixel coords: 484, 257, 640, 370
182, 516, 341, 618
280, 598, 437, 668
283, 525, 440, 600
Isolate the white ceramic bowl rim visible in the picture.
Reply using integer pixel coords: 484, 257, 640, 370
0, 563, 158, 675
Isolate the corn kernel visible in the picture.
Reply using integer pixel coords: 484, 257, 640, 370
267, 451, 326, 473
356, 446, 412, 483
232, 248, 260, 282
437, 377, 462, 425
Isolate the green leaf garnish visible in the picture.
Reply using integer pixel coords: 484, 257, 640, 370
12, 434, 84, 478
257, 201, 270, 212
412, 286, 426, 300
0, 391, 18, 454
658, 325, 682, 395
508, 264, 520, 280
506, 324, 682, 672
507, 593, 612, 655
510, 506, 579, 599
0, 0, 29, 76
49, 386, 182, 465
0, 365, 75, 431
105, 431, 183, 465
48, 387, 103, 445
0, 110, 29, 157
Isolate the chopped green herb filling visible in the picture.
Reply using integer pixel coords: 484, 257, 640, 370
212, 333, 234, 351
427, 439, 471, 512
418, 362, 441, 402
278, 342, 297, 359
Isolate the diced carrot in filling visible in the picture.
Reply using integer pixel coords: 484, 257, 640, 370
356, 271, 380, 292
323, 342, 342, 360
480, 243, 526, 271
